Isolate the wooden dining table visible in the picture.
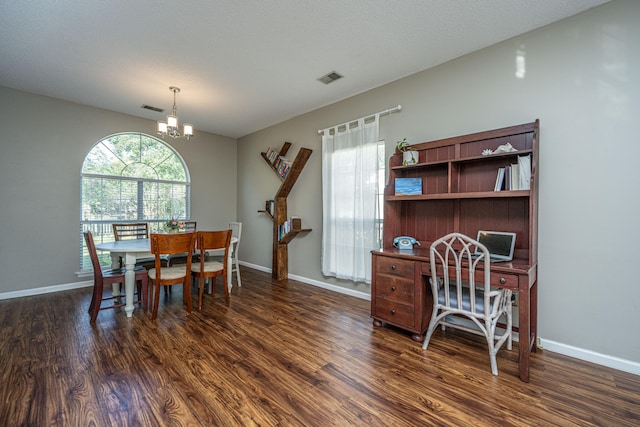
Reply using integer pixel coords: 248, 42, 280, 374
95, 236, 237, 317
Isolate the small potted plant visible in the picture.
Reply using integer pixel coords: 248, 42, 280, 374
165, 219, 185, 233
396, 138, 419, 165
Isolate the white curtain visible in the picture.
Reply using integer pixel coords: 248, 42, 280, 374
322, 116, 380, 283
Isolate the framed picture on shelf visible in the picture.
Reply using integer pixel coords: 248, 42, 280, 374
394, 178, 422, 196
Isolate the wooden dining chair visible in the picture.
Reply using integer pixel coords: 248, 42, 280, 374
111, 222, 165, 269
84, 231, 148, 323
112, 223, 149, 240
165, 221, 198, 296
191, 230, 232, 309
148, 232, 197, 320
167, 221, 198, 266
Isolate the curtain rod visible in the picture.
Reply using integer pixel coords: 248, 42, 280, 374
318, 104, 402, 135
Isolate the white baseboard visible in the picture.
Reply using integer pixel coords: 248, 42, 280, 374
0, 280, 93, 300
287, 272, 371, 301
241, 261, 270, 274
539, 338, 640, 376
239, 261, 370, 300
5, 263, 639, 377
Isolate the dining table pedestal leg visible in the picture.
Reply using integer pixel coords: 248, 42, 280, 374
123, 252, 136, 317
110, 254, 122, 302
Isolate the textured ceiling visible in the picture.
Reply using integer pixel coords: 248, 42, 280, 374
0, 0, 609, 138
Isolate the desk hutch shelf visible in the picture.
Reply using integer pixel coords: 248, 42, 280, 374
371, 120, 539, 382
258, 142, 312, 280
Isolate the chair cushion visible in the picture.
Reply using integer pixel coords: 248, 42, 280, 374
438, 287, 488, 314
148, 266, 187, 281
191, 261, 223, 273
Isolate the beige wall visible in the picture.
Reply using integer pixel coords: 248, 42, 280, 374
0, 86, 237, 292
238, 0, 640, 364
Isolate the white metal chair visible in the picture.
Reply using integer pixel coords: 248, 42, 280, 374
228, 222, 242, 287
422, 232, 513, 375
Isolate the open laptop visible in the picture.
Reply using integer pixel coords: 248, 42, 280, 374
471, 230, 516, 263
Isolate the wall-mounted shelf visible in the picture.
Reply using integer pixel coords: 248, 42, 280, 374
279, 226, 312, 245
258, 142, 312, 280
257, 200, 275, 220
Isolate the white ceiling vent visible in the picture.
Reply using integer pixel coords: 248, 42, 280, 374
141, 104, 164, 113
317, 71, 343, 85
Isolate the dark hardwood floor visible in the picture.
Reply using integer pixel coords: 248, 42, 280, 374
1, 267, 639, 426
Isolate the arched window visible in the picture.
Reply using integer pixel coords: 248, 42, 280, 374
80, 133, 190, 269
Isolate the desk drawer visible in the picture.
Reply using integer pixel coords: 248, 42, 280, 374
373, 298, 414, 327
375, 275, 414, 304
375, 257, 414, 278
490, 273, 518, 289
430, 264, 520, 290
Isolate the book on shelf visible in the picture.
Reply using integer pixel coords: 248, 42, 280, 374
510, 162, 520, 191
278, 216, 303, 239
267, 148, 282, 164
268, 154, 291, 178
265, 147, 277, 163
494, 154, 531, 192
518, 154, 531, 190
494, 167, 506, 191
505, 165, 512, 190
265, 144, 299, 179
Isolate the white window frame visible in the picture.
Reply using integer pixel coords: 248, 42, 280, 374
79, 133, 190, 270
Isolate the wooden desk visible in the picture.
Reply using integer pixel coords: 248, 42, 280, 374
371, 248, 537, 382
374, 120, 540, 382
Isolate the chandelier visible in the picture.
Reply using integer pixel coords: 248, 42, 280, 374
157, 86, 194, 140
